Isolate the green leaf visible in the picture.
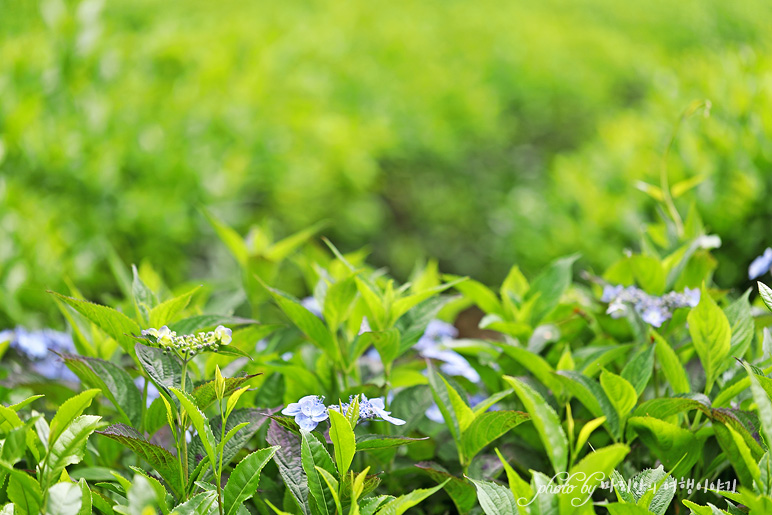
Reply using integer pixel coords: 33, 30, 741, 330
360, 329, 400, 369
504, 375, 568, 473
461, 411, 529, 463
688, 286, 731, 393
606, 504, 658, 515
62, 354, 142, 427
150, 286, 201, 328
170, 491, 218, 515
556, 371, 619, 437
190, 374, 259, 412
202, 209, 248, 266
132, 264, 157, 325
46, 481, 83, 515
630, 255, 666, 295
322, 275, 358, 331
600, 370, 637, 421
742, 361, 772, 448
135, 343, 192, 395
726, 289, 754, 359
445, 276, 503, 317
494, 449, 532, 515
314, 467, 343, 515
355, 434, 429, 451
355, 277, 388, 330
574, 416, 606, 455
223, 446, 280, 515
44, 415, 103, 486
426, 365, 465, 442
560, 444, 629, 514
128, 467, 171, 515
169, 388, 217, 471
759, 282, 772, 312
653, 333, 690, 395
620, 344, 655, 395
467, 477, 517, 515
77, 478, 92, 515
523, 254, 578, 326
416, 463, 477, 514
49, 389, 101, 446
97, 423, 182, 498
327, 409, 356, 476
1, 463, 42, 515
390, 278, 466, 324
301, 431, 337, 515
266, 421, 311, 515
49, 292, 141, 355
375, 480, 448, 515
492, 344, 563, 397
628, 416, 703, 477
265, 285, 338, 359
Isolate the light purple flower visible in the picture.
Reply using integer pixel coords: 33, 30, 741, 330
640, 306, 667, 328
749, 248, 772, 280
282, 395, 329, 431
601, 284, 623, 303
421, 347, 480, 383
331, 394, 406, 426
415, 320, 458, 351
683, 287, 701, 308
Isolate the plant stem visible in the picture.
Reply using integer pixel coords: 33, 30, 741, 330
180, 351, 190, 487
217, 400, 226, 515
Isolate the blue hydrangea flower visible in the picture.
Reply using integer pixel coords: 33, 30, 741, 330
282, 395, 329, 431
425, 403, 444, 423
602, 285, 702, 328
414, 320, 479, 382
331, 394, 405, 426
4, 327, 78, 381
749, 248, 772, 280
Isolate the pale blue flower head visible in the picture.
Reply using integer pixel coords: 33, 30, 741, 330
749, 248, 772, 280
358, 395, 405, 426
683, 287, 701, 308
415, 320, 457, 351
425, 403, 444, 423
601, 284, 624, 303
282, 395, 329, 431
421, 347, 480, 383
640, 305, 667, 328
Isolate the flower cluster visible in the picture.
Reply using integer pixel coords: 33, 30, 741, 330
141, 325, 232, 356
330, 394, 406, 426
282, 393, 405, 431
749, 248, 772, 280
602, 285, 700, 327
1, 327, 78, 381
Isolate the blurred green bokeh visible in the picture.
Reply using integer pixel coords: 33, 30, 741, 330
1, 0, 771, 326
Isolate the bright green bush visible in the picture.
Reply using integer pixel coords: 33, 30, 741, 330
1, 0, 771, 325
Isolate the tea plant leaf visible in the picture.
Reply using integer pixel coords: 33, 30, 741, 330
355, 434, 429, 451
687, 286, 730, 393
445, 276, 503, 316
49, 389, 101, 446
301, 431, 337, 515
606, 504, 656, 515
265, 285, 338, 360
171, 490, 218, 515
190, 374, 259, 412
628, 416, 702, 477
150, 286, 201, 328
223, 446, 280, 515
45, 415, 103, 486
328, 409, 356, 476
504, 375, 568, 473
620, 344, 655, 395
725, 289, 753, 359
759, 282, 772, 312
360, 329, 400, 369
49, 292, 141, 355
62, 354, 142, 427
467, 477, 517, 515
169, 387, 217, 470
47, 481, 83, 515
97, 423, 182, 498
653, 333, 690, 395
556, 371, 620, 437
560, 443, 629, 514
315, 467, 343, 515
1, 463, 42, 515
322, 275, 358, 332
461, 411, 529, 463
600, 370, 637, 421
742, 360, 772, 448
524, 254, 578, 326
493, 344, 563, 396
415, 463, 477, 514
129, 466, 171, 515
375, 480, 448, 515
494, 448, 532, 514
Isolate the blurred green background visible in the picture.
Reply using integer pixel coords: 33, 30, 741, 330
2, 0, 771, 326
